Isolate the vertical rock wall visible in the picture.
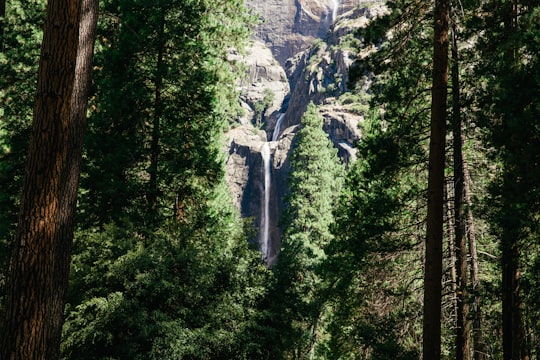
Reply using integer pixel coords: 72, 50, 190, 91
247, 0, 363, 66
226, 0, 385, 263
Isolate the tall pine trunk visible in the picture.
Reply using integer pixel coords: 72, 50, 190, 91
501, 210, 527, 360
148, 16, 165, 219
445, 179, 457, 323
463, 161, 487, 360
423, 0, 449, 357
451, 16, 471, 360
0, 0, 97, 357
501, 1, 527, 359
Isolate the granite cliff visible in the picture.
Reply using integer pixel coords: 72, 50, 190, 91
225, 0, 386, 263
247, 0, 369, 66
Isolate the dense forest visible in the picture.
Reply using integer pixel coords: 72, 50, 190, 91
0, 0, 539, 359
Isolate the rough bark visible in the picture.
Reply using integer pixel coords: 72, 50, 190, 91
422, 0, 449, 357
463, 161, 487, 360
445, 179, 457, 323
0, 0, 97, 358
501, 1, 527, 359
502, 223, 527, 360
451, 19, 471, 360
148, 16, 165, 218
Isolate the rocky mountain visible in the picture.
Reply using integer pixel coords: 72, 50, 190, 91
225, 0, 386, 264
246, 0, 369, 66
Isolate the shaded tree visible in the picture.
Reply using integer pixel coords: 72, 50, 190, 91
62, 183, 269, 359
450, 9, 471, 360
271, 102, 343, 358
472, 1, 540, 358
0, 0, 46, 280
323, 1, 436, 357
0, 0, 98, 357
423, 0, 450, 357
79, 0, 250, 228
60, 1, 267, 359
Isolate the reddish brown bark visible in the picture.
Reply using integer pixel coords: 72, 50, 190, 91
0, 0, 97, 358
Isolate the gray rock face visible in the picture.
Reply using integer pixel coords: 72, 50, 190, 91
231, 41, 290, 127
225, 126, 288, 264
247, 0, 363, 66
225, 1, 386, 262
283, 5, 386, 131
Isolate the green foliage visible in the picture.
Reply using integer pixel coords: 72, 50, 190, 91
79, 0, 253, 227
323, 109, 424, 359
60, 0, 270, 358
471, 2, 540, 355
322, 1, 435, 356
330, 0, 540, 357
264, 103, 344, 359
338, 90, 371, 115
62, 182, 269, 359
0, 0, 45, 231
284, 103, 344, 244
2, 0, 539, 357
252, 88, 275, 126
0, 0, 46, 306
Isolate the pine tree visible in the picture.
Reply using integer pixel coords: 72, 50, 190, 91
269, 102, 343, 358
423, 0, 450, 357
62, 181, 268, 359
472, 1, 540, 358
60, 1, 267, 358
79, 0, 250, 228
0, 0, 98, 357
0, 0, 46, 278
323, 0, 436, 357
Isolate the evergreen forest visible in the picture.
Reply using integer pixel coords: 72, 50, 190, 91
0, 0, 539, 359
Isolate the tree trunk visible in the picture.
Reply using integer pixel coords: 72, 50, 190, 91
463, 160, 487, 360
147, 17, 165, 218
501, 1, 527, 359
451, 17, 471, 360
0, 0, 97, 357
422, 0, 449, 357
502, 223, 527, 360
445, 179, 457, 327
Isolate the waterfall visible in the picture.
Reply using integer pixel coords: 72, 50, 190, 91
331, 0, 340, 22
257, 114, 284, 263
338, 141, 356, 160
272, 113, 285, 141
260, 142, 271, 260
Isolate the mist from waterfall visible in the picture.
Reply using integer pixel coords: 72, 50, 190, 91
260, 142, 271, 260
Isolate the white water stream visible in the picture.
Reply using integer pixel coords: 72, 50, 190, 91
331, 0, 340, 23
338, 141, 357, 161
272, 113, 285, 141
259, 114, 285, 262
260, 142, 271, 260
